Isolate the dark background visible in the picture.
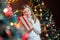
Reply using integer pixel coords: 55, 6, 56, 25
44, 0, 60, 30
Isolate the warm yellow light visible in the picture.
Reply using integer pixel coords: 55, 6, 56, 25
46, 17, 48, 20
40, 13, 42, 17
9, 0, 12, 1
14, 10, 19, 14
8, 1, 11, 3
34, 6, 37, 8
12, 0, 15, 2
14, 12, 16, 14
16, 10, 19, 12
39, 9, 42, 12
45, 33, 48, 37
34, 9, 37, 11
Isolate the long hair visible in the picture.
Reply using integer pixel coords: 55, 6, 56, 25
20, 5, 37, 23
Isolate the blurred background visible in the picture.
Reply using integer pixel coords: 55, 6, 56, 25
0, 0, 60, 40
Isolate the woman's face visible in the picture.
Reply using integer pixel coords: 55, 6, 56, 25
22, 8, 31, 17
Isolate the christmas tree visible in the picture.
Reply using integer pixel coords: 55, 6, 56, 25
32, 0, 60, 40
0, 0, 19, 40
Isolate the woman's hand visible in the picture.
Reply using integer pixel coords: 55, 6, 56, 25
33, 27, 41, 35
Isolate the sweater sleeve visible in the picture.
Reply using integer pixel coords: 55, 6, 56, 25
33, 19, 41, 34
28, 18, 41, 34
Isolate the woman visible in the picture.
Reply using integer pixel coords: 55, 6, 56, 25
20, 5, 41, 40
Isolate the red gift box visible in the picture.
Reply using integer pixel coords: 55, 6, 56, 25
20, 15, 33, 31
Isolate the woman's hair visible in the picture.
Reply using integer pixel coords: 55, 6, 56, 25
20, 5, 37, 23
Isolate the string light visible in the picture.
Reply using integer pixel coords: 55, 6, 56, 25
34, 9, 37, 11
41, 2, 44, 5
46, 17, 48, 20
39, 8, 42, 12
57, 34, 59, 36
10, 22, 13, 26
7, 0, 17, 3
45, 33, 49, 37
8, 1, 10, 4
34, 6, 37, 11
12, 0, 15, 2
40, 13, 42, 17
14, 10, 19, 14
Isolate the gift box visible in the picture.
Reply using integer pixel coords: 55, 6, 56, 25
19, 15, 33, 31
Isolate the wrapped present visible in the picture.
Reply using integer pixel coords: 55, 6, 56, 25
20, 15, 33, 31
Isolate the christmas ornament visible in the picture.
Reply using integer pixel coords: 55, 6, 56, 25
34, 6, 37, 11
45, 33, 49, 37
34, 9, 37, 11
56, 36, 57, 38
3, 4, 12, 17
39, 8, 42, 12
41, 2, 45, 5
46, 17, 48, 20
13, 22, 20, 29
3, 8, 11, 17
40, 13, 42, 17
57, 34, 59, 36
3, 8, 8, 13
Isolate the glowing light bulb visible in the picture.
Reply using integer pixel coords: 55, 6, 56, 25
40, 13, 42, 17
3, 8, 8, 13
45, 33, 48, 37
34, 9, 37, 11
8, 1, 10, 3
10, 22, 13, 26
42, 2, 44, 5
16, 10, 19, 12
12, 0, 15, 2
39, 9, 42, 12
